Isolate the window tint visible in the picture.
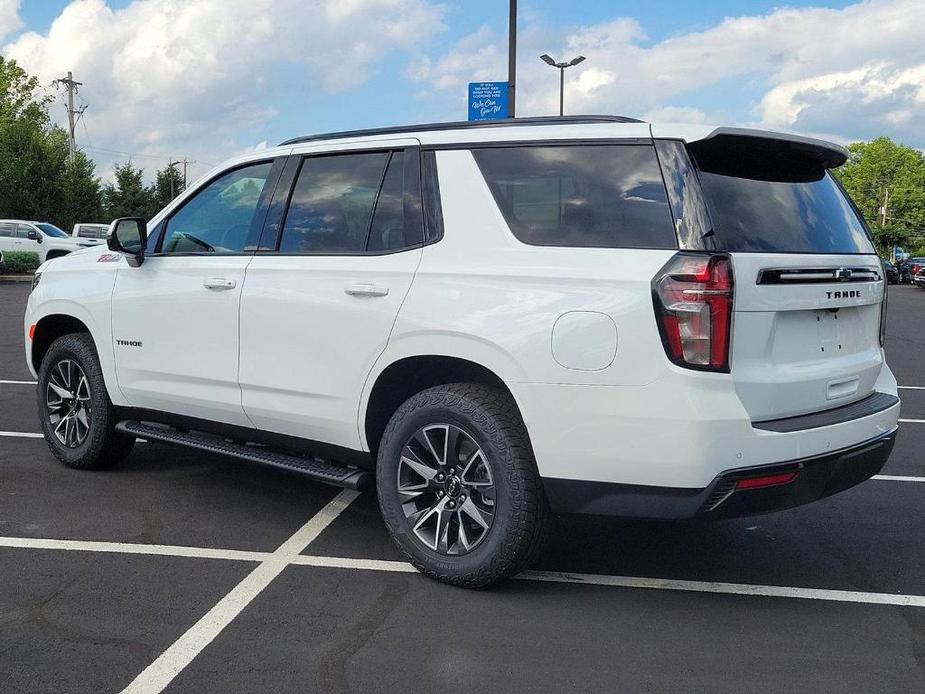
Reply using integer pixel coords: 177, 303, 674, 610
0, 222, 13, 237
279, 152, 389, 254
16, 224, 34, 238
422, 150, 444, 243
695, 167, 874, 255
161, 162, 273, 254
36, 223, 67, 237
473, 145, 676, 249
367, 152, 406, 252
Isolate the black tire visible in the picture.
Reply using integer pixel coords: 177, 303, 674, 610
37, 333, 135, 470
376, 383, 549, 588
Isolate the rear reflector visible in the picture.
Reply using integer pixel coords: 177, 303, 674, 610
735, 471, 796, 490
28, 324, 35, 340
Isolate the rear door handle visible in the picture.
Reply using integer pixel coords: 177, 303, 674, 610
344, 283, 389, 298
203, 278, 236, 290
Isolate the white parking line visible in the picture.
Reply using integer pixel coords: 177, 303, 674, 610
5, 534, 925, 611
898, 386, 925, 390
0, 379, 35, 385
292, 555, 925, 609
120, 489, 360, 694
0, 536, 270, 562
519, 570, 925, 608
0, 430, 43, 438
873, 475, 925, 483
899, 418, 925, 424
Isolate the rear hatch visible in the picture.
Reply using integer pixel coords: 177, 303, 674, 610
687, 133, 885, 422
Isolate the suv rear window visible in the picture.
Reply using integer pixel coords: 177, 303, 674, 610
689, 140, 874, 255
473, 144, 676, 249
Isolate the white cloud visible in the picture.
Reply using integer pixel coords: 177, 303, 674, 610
3, 0, 444, 179
413, 0, 925, 147
0, 0, 20, 43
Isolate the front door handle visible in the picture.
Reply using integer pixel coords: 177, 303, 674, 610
344, 283, 389, 298
203, 277, 236, 290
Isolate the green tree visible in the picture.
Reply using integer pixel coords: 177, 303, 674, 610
0, 57, 67, 222
103, 162, 154, 219
151, 162, 186, 212
58, 150, 105, 230
835, 136, 925, 253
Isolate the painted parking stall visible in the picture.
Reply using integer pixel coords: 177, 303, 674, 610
0, 282, 924, 691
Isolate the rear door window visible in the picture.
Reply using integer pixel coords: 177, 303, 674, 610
689, 141, 874, 254
472, 144, 676, 249
279, 152, 389, 254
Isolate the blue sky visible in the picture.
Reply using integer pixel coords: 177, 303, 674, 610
2, 0, 921, 180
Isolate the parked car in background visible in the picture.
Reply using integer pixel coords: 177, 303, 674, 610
898, 257, 925, 284
71, 223, 110, 244
0, 220, 92, 263
913, 267, 925, 289
882, 258, 899, 284
0, 248, 5, 275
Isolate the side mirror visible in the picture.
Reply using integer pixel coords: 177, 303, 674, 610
108, 217, 147, 267
27, 229, 40, 242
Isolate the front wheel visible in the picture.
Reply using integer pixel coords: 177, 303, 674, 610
376, 383, 549, 588
37, 333, 135, 469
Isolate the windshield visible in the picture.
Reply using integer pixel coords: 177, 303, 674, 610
36, 223, 69, 238
690, 141, 875, 255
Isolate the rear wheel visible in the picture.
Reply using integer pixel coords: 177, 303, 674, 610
376, 383, 549, 587
37, 333, 135, 469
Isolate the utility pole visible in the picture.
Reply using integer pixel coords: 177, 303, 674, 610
53, 72, 86, 161
165, 159, 190, 200
880, 185, 890, 228
507, 0, 516, 118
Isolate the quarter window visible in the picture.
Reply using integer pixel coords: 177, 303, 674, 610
473, 145, 676, 249
279, 152, 389, 254
161, 162, 273, 254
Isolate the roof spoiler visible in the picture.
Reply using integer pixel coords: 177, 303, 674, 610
693, 127, 848, 169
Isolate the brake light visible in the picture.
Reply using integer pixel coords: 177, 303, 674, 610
913, 264, 921, 275
653, 253, 734, 372
879, 278, 888, 347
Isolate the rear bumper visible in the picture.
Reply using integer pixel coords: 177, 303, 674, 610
544, 428, 897, 520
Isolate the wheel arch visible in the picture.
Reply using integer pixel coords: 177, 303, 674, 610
361, 353, 528, 459
30, 313, 94, 373
44, 249, 72, 261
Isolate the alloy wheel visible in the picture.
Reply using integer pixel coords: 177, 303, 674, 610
397, 423, 496, 555
46, 359, 92, 448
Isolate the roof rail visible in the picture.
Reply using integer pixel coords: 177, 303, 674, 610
278, 115, 644, 146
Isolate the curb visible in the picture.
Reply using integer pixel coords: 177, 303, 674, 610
0, 275, 35, 283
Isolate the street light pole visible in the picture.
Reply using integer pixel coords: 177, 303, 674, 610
540, 54, 586, 116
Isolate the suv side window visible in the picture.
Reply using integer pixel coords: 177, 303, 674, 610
278, 152, 389, 254
0, 222, 13, 237
160, 161, 274, 254
472, 144, 676, 249
16, 224, 34, 239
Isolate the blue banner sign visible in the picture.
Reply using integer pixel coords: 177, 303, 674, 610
468, 82, 509, 121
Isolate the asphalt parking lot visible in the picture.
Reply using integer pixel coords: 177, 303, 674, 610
1, 280, 924, 693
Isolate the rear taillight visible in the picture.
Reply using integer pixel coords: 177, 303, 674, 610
653, 253, 734, 372
879, 279, 888, 347
913, 264, 921, 275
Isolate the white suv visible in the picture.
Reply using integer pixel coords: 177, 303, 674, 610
23, 116, 900, 586
0, 220, 90, 263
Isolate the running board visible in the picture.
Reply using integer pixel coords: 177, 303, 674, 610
115, 420, 371, 491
